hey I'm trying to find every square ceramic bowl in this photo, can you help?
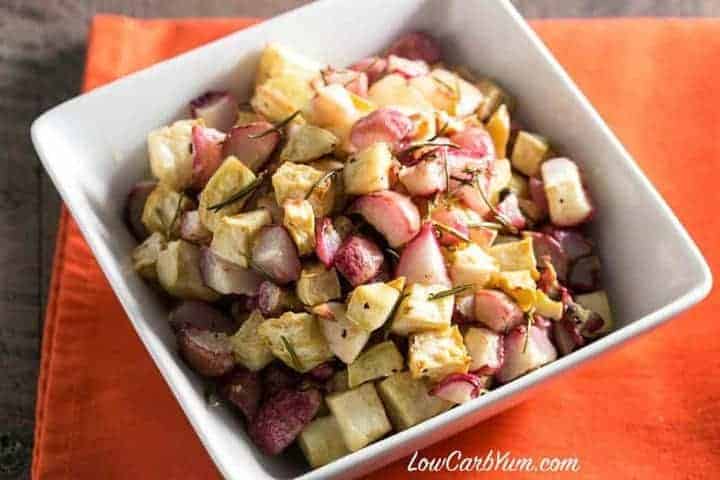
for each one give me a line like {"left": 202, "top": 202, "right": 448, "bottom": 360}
{"left": 31, "top": 0, "right": 712, "bottom": 478}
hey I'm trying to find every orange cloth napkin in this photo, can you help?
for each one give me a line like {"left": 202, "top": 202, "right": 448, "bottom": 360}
{"left": 33, "top": 15, "right": 720, "bottom": 480}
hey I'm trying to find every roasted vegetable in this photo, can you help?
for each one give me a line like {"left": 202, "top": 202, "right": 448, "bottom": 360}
{"left": 156, "top": 240, "right": 219, "bottom": 301}
{"left": 347, "top": 341, "right": 404, "bottom": 388}
{"left": 298, "top": 416, "right": 350, "bottom": 468}
{"left": 132, "top": 232, "right": 167, "bottom": 280}
{"left": 326, "top": 383, "right": 392, "bottom": 452}
{"left": 295, "top": 263, "right": 341, "bottom": 306}
{"left": 408, "top": 325, "right": 470, "bottom": 382}
{"left": 316, "top": 302, "right": 370, "bottom": 365}
{"left": 377, "top": 371, "right": 451, "bottom": 430}
{"left": 177, "top": 328, "right": 234, "bottom": 377}
{"left": 230, "top": 310, "right": 275, "bottom": 372}
{"left": 257, "top": 312, "right": 334, "bottom": 372}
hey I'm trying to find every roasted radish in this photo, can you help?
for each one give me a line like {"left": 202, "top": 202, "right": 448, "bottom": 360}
{"left": 251, "top": 226, "right": 302, "bottom": 285}
{"left": 200, "top": 247, "right": 264, "bottom": 296}
{"left": 350, "top": 108, "right": 413, "bottom": 151}
{"left": 222, "top": 121, "right": 280, "bottom": 172}
{"left": 385, "top": 32, "right": 441, "bottom": 63}
{"left": 474, "top": 289, "right": 525, "bottom": 333}
{"left": 351, "top": 190, "right": 421, "bottom": 247}
{"left": 495, "top": 325, "right": 557, "bottom": 383}
{"left": 396, "top": 223, "right": 450, "bottom": 286}
{"left": 190, "top": 91, "right": 239, "bottom": 132}
{"left": 431, "top": 373, "right": 486, "bottom": 404}
{"left": 315, "top": 217, "right": 343, "bottom": 268}
{"left": 334, "top": 235, "right": 385, "bottom": 286}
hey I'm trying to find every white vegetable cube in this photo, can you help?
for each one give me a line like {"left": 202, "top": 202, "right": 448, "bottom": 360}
{"left": 147, "top": 119, "right": 197, "bottom": 190}
{"left": 272, "top": 162, "right": 335, "bottom": 218}
{"left": 141, "top": 182, "right": 193, "bottom": 237}
{"left": 257, "top": 312, "right": 333, "bottom": 372}
{"left": 316, "top": 303, "right": 370, "bottom": 364}
{"left": 368, "top": 73, "right": 433, "bottom": 114}
{"left": 489, "top": 270, "right": 537, "bottom": 311}
{"left": 343, "top": 143, "right": 393, "bottom": 195}
{"left": 347, "top": 341, "right": 404, "bottom": 388}
{"left": 488, "top": 236, "right": 537, "bottom": 274}
{"left": 283, "top": 199, "right": 316, "bottom": 256}
{"left": 308, "top": 84, "right": 362, "bottom": 147}
{"left": 280, "top": 124, "right": 338, "bottom": 163}
{"left": 488, "top": 158, "right": 512, "bottom": 204}
{"left": 409, "top": 68, "right": 483, "bottom": 116}
{"left": 131, "top": 232, "right": 167, "bottom": 280}
{"left": 230, "top": 310, "right": 274, "bottom": 371}
{"left": 377, "top": 372, "right": 452, "bottom": 430}
{"left": 464, "top": 327, "right": 502, "bottom": 372}
{"left": 541, "top": 157, "right": 593, "bottom": 227}
{"left": 346, "top": 282, "right": 401, "bottom": 332}
{"left": 511, "top": 131, "right": 549, "bottom": 177}
{"left": 254, "top": 42, "right": 322, "bottom": 86}
{"left": 156, "top": 240, "right": 219, "bottom": 301}
{"left": 298, "top": 416, "right": 349, "bottom": 468}
{"left": 485, "top": 104, "right": 510, "bottom": 159}
{"left": 476, "top": 78, "right": 511, "bottom": 120}
{"left": 296, "top": 263, "right": 341, "bottom": 306}
{"left": 575, "top": 290, "right": 614, "bottom": 336}
{"left": 210, "top": 209, "right": 271, "bottom": 267}
{"left": 391, "top": 284, "right": 454, "bottom": 336}
{"left": 198, "top": 156, "right": 257, "bottom": 231}
{"left": 448, "top": 243, "right": 499, "bottom": 288}
{"left": 326, "top": 383, "right": 392, "bottom": 452}
{"left": 408, "top": 325, "right": 470, "bottom": 382}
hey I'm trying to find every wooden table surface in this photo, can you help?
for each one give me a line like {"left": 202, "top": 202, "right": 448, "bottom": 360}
{"left": 1, "top": 0, "right": 718, "bottom": 477}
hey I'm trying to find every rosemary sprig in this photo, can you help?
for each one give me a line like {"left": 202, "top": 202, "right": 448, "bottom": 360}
{"left": 281, "top": 335, "right": 302, "bottom": 371}
{"left": 474, "top": 178, "right": 518, "bottom": 234}
{"left": 248, "top": 110, "right": 301, "bottom": 139}
{"left": 428, "top": 284, "right": 473, "bottom": 301}
{"left": 466, "top": 221, "right": 505, "bottom": 230}
{"left": 208, "top": 171, "right": 266, "bottom": 212}
{"left": 432, "top": 220, "right": 469, "bottom": 243}
{"left": 166, "top": 193, "right": 185, "bottom": 238}
{"left": 522, "top": 308, "right": 536, "bottom": 353}
{"left": 400, "top": 141, "right": 460, "bottom": 156}
{"left": 305, "top": 167, "right": 342, "bottom": 200}
{"left": 382, "top": 293, "right": 409, "bottom": 340}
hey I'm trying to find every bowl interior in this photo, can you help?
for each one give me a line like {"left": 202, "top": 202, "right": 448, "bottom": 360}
{"left": 31, "top": 0, "right": 710, "bottom": 478}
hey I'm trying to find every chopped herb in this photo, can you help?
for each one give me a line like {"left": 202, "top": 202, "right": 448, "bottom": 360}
{"left": 475, "top": 178, "right": 518, "bottom": 234}
{"left": 428, "top": 284, "right": 473, "bottom": 301}
{"left": 305, "top": 167, "right": 342, "bottom": 200}
{"left": 432, "top": 220, "right": 469, "bottom": 242}
{"left": 248, "top": 110, "right": 301, "bottom": 139}
{"left": 281, "top": 335, "right": 302, "bottom": 371}
{"left": 208, "top": 171, "right": 266, "bottom": 212}
{"left": 522, "top": 308, "right": 536, "bottom": 353}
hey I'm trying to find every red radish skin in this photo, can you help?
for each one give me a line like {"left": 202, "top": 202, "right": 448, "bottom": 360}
{"left": 349, "top": 56, "right": 388, "bottom": 84}
{"left": 190, "top": 91, "right": 239, "bottom": 133}
{"left": 125, "top": 180, "right": 157, "bottom": 240}
{"left": 544, "top": 227, "right": 593, "bottom": 262}
{"left": 494, "top": 193, "right": 527, "bottom": 230}
{"left": 191, "top": 125, "right": 226, "bottom": 190}
{"left": 431, "top": 373, "right": 486, "bottom": 404}
{"left": 333, "top": 235, "right": 385, "bottom": 286}
{"left": 386, "top": 55, "right": 430, "bottom": 78}
{"left": 248, "top": 388, "right": 322, "bottom": 455}
{"left": 474, "top": 289, "right": 525, "bottom": 333}
{"left": 169, "top": 301, "right": 237, "bottom": 334}
{"left": 180, "top": 210, "right": 212, "bottom": 245}
{"left": 251, "top": 226, "right": 302, "bottom": 285}
{"left": 222, "top": 121, "right": 280, "bottom": 172}
{"left": 528, "top": 232, "right": 568, "bottom": 282}
{"left": 350, "top": 108, "right": 413, "bottom": 152}
{"left": 315, "top": 217, "right": 343, "bottom": 268}
{"left": 431, "top": 208, "right": 469, "bottom": 247}
{"left": 316, "top": 67, "right": 369, "bottom": 97}
{"left": 351, "top": 190, "right": 421, "bottom": 247}
{"left": 496, "top": 325, "right": 557, "bottom": 384}
{"left": 450, "top": 127, "right": 495, "bottom": 158}
{"left": 385, "top": 32, "right": 441, "bottom": 63}
{"left": 177, "top": 328, "right": 235, "bottom": 377}
{"left": 396, "top": 222, "right": 450, "bottom": 286}
{"left": 221, "top": 368, "right": 262, "bottom": 421}
{"left": 200, "top": 247, "right": 264, "bottom": 296}
{"left": 529, "top": 177, "right": 549, "bottom": 217}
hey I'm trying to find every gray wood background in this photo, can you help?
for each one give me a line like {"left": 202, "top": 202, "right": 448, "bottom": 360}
{"left": 1, "top": 0, "right": 718, "bottom": 477}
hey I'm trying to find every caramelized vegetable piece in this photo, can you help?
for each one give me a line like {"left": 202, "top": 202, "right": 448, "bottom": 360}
{"left": 464, "top": 327, "right": 504, "bottom": 374}
{"left": 541, "top": 157, "right": 593, "bottom": 227}
{"left": 230, "top": 310, "right": 275, "bottom": 371}
{"left": 157, "top": 240, "right": 220, "bottom": 301}
{"left": 574, "top": 290, "right": 614, "bottom": 337}
{"left": 511, "top": 131, "right": 549, "bottom": 177}
{"left": 476, "top": 78, "right": 511, "bottom": 121}
{"left": 316, "top": 302, "right": 370, "bottom": 364}
{"left": 180, "top": 210, "right": 212, "bottom": 245}
{"left": 169, "top": 300, "right": 236, "bottom": 334}
{"left": 125, "top": 180, "right": 157, "bottom": 240}
{"left": 390, "top": 283, "right": 455, "bottom": 336}
{"left": 343, "top": 142, "right": 394, "bottom": 195}
{"left": 198, "top": 156, "right": 257, "bottom": 231}
{"left": 141, "top": 183, "right": 194, "bottom": 238}
{"left": 298, "top": 416, "right": 350, "bottom": 468}
{"left": 190, "top": 91, "right": 239, "bottom": 132}
{"left": 333, "top": 235, "right": 385, "bottom": 286}
{"left": 251, "top": 226, "right": 302, "bottom": 285}
{"left": 132, "top": 232, "right": 166, "bottom": 280}
{"left": 222, "top": 121, "right": 280, "bottom": 172}
{"left": 485, "top": 104, "right": 510, "bottom": 159}
{"left": 495, "top": 325, "right": 557, "bottom": 383}
{"left": 346, "top": 281, "right": 402, "bottom": 332}
{"left": 409, "top": 325, "right": 470, "bottom": 381}
{"left": 210, "top": 209, "right": 272, "bottom": 267}
{"left": 280, "top": 124, "right": 338, "bottom": 163}
{"left": 200, "top": 247, "right": 264, "bottom": 296}
{"left": 448, "top": 243, "right": 499, "bottom": 289}
{"left": 147, "top": 119, "right": 197, "bottom": 190}
{"left": 494, "top": 193, "right": 527, "bottom": 230}
{"left": 396, "top": 223, "right": 450, "bottom": 286}
{"left": 350, "top": 108, "right": 413, "bottom": 152}
{"left": 221, "top": 368, "right": 262, "bottom": 420}
{"left": 347, "top": 341, "right": 404, "bottom": 388}
{"left": 295, "top": 263, "right": 341, "bottom": 306}
{"left": 283, "top": 199, "right": 316, "bottom": 256}
{"left": 249, "top": 388, "right": 322, "bottom": 455}
{"left": 326, "top": 383, "right": 392, "bottom": 452}
{"left": 257, "top": 312, "right": 333, "bottom": 372}
{"left": 177, "top": 328, "right": 234, "bottom": 377}
{"left": 351, "top": 190, "right": 421, "bottom": 247}
{"left": 378, "top": 371, "right": 452, "bottom": 430}
{"left": 386, "top": 55, "right": 430, "bottom": 79}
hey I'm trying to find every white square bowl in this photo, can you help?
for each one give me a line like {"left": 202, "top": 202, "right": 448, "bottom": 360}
{"left": 31, "top": 0, "right": 712, "bottom": 478}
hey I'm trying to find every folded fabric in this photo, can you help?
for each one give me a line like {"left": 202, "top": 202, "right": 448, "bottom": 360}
{"left": 33, "top": 15, "right": 720, "bottom": 480}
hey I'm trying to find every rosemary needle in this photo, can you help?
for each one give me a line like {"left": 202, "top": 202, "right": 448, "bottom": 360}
{"left": 305, "top": 168, "right": 342, "bottom": 200}
{"left": 281, "top": 335, "right": 302, "bottom": 371}
{"left": 427, "top": 284, "right": 473, "bottom": 301}
{"left": 248, "top": 110, "right": 301, "bottom": 139}
{"left": 207, "top": 172, "right": 266, "bottom": 212}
